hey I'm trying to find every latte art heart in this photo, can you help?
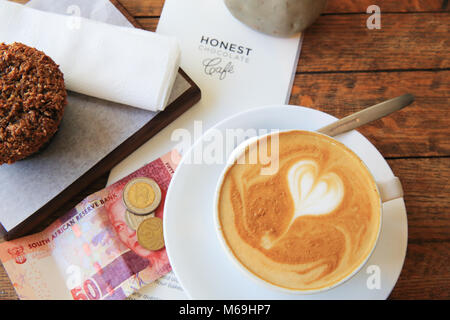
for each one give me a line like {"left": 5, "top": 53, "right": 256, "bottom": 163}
{"left": 261, "top": 160, "right": 345, "bottom": 249}
{"left": 287, "top": 160, "right": 344, "bottom": 219}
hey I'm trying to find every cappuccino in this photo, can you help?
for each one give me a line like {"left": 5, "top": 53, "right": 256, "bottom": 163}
{"left": 217, "top": 131, "right": 381, "bottom": 291}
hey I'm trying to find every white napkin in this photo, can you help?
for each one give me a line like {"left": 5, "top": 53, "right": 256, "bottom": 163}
{"left": 0, "top": 0, "right": 180, "bottom": 112}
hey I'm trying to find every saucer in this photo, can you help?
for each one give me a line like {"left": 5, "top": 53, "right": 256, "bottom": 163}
{"left": 163, "top": 105, "right": 408, "bottom": 299}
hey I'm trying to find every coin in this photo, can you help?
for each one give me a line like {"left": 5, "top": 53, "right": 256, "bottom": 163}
{"left": 123, "top": 177, "right": 161, "bottom": 215}
{"left": 124, "top": 210, "right": 154, "bottom": 231}
{"left": 137, "top": 217, "right": 165, "bottom": 251}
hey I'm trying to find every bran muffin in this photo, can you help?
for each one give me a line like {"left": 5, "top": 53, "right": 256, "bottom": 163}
{"left": 0, "top": 42, "right": 67, "bottom": 165}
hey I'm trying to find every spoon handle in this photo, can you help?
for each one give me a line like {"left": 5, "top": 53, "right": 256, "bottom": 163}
{"left": 317, "top": 94, "right": 414, "bottom": 137}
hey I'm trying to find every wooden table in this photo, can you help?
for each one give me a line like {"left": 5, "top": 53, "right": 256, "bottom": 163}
{"left": 1, "top": 0, "right": 449, "bottom": 300}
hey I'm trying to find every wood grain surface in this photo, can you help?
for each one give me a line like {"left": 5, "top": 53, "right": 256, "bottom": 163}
{"left": 290, "top": 71, "right": 450, "bottom": 157}
{"left": 1, "top": 0, "right": 449, "bottom": 300}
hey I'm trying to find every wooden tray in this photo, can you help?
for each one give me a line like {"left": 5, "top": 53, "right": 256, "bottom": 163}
{"left": 1, "top": 1, "right": 201, "bottom": 240}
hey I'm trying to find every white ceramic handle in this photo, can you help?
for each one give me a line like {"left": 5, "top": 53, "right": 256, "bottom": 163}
{"left": 376, "top": 177, "right": 404, "bottom": 202}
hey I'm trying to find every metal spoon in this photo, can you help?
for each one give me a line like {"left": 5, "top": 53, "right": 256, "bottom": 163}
{"left": 228, "top": 94, "right": 414, "bottom": 163}
{"left": 317, "top": 93, "right": 414, "bottom": 137}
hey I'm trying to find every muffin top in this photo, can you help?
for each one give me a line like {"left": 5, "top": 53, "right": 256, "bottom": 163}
{"left": 0, "top": 42, "right": 67, "bottom": 165}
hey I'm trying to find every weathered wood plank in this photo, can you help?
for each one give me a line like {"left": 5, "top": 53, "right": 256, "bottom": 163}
{"left": 299, "top": 13, "right": 450, "bottom": 72}
{"left": 326, "top": 0, "right": 449, "bottom": 13}
{"left": 0, "top": 264, "right": 17, "bottom": 300}
{"left": 120, "top": 0, "right": 164, "bottom": 16}
{"left": 387, "top": 158, "right": 450, "bottom": 243}
{"left": 290, "top": 70, "right": 450, "bottom": 157}
{"left": 136, "top": 17, "right": 158, "bottom": 31}
{"left": 121, "top": 0, "right": 450, "bottom": 17}
{"left": 390, "top": 244, "right": 450, "bottom": 299}
{"left": 389, "top": 158, "right": 450, "bottom": 300}
{"left": 8, "top": 0, "right": 28, "bottom": 4}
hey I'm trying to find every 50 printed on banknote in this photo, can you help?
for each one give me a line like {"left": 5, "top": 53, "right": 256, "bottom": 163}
{"left": 0, "top": 150, "right": 180, "bottom": 300}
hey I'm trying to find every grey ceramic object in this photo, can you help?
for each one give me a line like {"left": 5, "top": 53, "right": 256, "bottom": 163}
{"left": 224, "top": 0, "right": 327, "bottom": 37}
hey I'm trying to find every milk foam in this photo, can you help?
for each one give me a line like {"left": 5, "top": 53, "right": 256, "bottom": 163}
{"left": 287, "top": 160, "right": 344, "bottom": 218}
{"left": 262, "top": 159, "right": 345, "bottom": 248}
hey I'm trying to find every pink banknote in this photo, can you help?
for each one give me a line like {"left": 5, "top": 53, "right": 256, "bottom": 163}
{"left": 0, "top": 150, "right": 180, "bottom": 300}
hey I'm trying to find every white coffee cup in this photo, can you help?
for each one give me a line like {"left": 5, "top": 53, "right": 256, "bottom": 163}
{"left": 213, "top": 129, "right": 403, "bottom": 294}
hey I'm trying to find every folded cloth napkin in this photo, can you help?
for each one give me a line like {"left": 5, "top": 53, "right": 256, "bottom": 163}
{"left": 0, "top": 0, "right": 180, "bottom": 112}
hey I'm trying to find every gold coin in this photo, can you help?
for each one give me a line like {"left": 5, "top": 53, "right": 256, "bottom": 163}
{"left": 124, "top": 210, "right": 154, "bottom": 231}
{"left": 137, "top": 217, "right": 165, "bottom": 251}
{"left": 123, "top": 177, "right": 161, "bottom": 215}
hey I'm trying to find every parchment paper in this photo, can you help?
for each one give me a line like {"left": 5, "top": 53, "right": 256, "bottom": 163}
{"left": 0, "top": 0, "right": 191, "bottom": 231}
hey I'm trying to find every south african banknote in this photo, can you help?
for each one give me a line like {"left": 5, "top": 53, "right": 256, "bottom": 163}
{"left": 0, "top": 150, "right": 180, "bottom": 300}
